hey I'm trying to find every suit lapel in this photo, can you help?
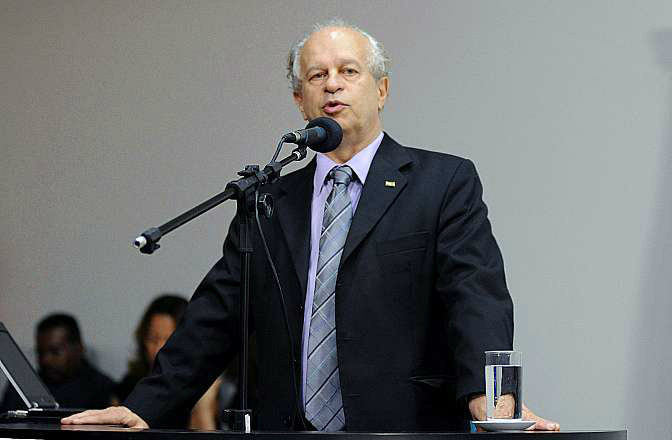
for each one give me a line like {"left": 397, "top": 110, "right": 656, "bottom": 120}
{"left": 341, "top": 134, "right": 413, "bottom": 264}
{"left": 276, "top": 159, "right": 316, "bottom": 301}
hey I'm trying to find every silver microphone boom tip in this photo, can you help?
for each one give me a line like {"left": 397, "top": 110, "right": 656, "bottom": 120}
{"left": 133, "top": 236, "right": 147, "bottom": 249}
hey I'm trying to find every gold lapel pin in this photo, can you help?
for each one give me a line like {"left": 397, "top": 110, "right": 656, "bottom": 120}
{"left": 385, "top": 180, "right": 396, "bottom": 188}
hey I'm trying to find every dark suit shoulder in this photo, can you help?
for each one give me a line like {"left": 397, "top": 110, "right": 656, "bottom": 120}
{"left": 382, "top": 135, "right": 478, "bottom": 183}
{"left": 403, "top": 145, "right": 466, "bottom": 164}
{"left": 399, "top": 140, "right": 469, "bottom": 166}
{"left": 380, "top": 132, "right": 467, "bottom": 162}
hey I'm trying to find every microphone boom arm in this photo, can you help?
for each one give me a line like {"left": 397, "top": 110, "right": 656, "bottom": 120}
{"left": 133, "top": 146, "right": 307, "bottom": 254}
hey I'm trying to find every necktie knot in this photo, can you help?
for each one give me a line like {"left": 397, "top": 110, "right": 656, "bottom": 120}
{"left": 329, "top": 165, "right": 354, "bottom": 187}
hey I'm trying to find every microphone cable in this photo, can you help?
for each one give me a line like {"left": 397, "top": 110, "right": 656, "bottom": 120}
{"left": 254, "top": 187, "right": 308, "bottom": 431}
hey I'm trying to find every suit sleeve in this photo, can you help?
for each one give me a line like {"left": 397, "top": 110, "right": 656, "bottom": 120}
{"left": 124, "top": 217, "right": 243, "bottom": 428}
{"left": 436, "top": 159, "right": 514, "bottom": 401}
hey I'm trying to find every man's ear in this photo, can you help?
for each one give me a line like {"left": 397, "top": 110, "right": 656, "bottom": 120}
{"left": 377, "top": 76, "right": 390, "bottom": 112}
{"left": 293, "top": 92, "right": 308, "bottom": 121}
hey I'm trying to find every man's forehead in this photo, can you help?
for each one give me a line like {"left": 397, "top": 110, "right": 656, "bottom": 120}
{"left": 38, "top": 327, "right": 69, "bottom": 343}
{"left": 304, "top": 56, "right": 363, "bottom": 72}
{"left": 301, "top": 27, "right": 369, "bottom": 65}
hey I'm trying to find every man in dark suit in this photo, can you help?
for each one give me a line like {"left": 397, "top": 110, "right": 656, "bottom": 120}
{"left": 63, "top": 21, "right": 558, "bottom": 431}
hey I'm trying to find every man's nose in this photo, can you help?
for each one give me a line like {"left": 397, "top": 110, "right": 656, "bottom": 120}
{"left": 40, "top": 353, "right": 54, "bottom": 366}
{"left": 324, "top": 72, "right": 344, "bottom": 93}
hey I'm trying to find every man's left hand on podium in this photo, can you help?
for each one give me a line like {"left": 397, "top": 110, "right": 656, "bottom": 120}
{"left": 61, "top": 406, "right": 149, "bottom": 429}
{"left": 467, "top": 394, "right": 560, "bottom": 431}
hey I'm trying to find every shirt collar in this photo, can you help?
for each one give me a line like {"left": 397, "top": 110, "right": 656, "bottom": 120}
{"left": 313, "top": 131, "right": 384, "bottom": 194}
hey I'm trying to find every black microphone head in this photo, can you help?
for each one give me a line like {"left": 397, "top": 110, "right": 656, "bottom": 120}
{"left": 305, "top": 117, "right": 343, "bottom": 153}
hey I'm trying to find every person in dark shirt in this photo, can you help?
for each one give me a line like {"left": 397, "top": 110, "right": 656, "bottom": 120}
{"left": 0, "top": 313, "right": 115, "bottom": 411}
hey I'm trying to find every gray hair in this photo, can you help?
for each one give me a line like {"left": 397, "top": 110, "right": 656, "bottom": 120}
{"left": 286, "top": 18, "right": 390, "bottom": 93}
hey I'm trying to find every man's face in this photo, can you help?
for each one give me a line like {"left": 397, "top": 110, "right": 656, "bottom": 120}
{"left": 293, "top": 27, "right": 389, "bottom": 148}
{"left": 36, "top": 327, "right": 83, "bottom": 384}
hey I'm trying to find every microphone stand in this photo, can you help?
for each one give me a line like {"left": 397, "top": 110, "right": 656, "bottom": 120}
{"left": 132, "top": 145, "right": 308, "bottom": 433}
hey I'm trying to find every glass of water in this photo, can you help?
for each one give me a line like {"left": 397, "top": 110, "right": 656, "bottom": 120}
{"left": 485, "top": 350, "right": 523, "bottom": 420}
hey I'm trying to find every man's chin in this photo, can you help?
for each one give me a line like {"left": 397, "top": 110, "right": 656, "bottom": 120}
{"left": 306, "top": 112, "right": 350, "bottom": 136}
{"left": 319, "top": 113, "right": 348, "bottom": 129}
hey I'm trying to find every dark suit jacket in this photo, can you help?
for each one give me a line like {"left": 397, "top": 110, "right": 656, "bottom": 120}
{"left": 125, "top": 133, "right": 514, "bottom": 432}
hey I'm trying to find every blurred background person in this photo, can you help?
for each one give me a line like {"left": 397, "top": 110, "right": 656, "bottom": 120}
{"left": 113, "top": 295, "right": 187, "bottom": 402}
{"left": 113, "top": 294, "right": 222, "bottom": 430}
{"left": 0, "top": 313, "right": 115, "bottom": 411}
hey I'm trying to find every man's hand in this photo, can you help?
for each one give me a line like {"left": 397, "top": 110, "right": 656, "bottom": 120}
{"left": 468, "top": 394, "right": 560, "bottom": 431}
{"left": 61, "top": 406, "right": 149, "bottom": 429}
{"left": 521, "top": 404, "right": 560, "bottom": 431}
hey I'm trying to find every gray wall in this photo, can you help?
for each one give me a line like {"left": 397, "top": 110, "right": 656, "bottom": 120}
{"left": 1, "top": 1, "right": 670, "bottom": 438}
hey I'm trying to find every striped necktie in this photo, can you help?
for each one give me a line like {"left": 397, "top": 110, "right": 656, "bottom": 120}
{"left": 305, "top": 165, "right": 354, "bottom": 431}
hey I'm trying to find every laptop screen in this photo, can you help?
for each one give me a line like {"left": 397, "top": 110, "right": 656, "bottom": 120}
{"left": 0, "top": 323, "right": 58, "bottom": 409}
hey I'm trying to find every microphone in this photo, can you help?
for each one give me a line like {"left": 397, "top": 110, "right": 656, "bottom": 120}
{"left": 282, "top": 117, "right": 343, "bottom": 153}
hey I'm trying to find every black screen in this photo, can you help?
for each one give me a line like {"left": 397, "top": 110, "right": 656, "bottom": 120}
{"left": 0, "top": 325, "right": 57, "bottom": 409}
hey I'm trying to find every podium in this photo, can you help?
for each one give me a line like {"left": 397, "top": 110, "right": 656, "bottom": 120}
{"left": 0, "top": 424, "right": 626, "bottom": 439}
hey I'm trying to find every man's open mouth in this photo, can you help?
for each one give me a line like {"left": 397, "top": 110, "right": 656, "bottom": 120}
{"left": 323, "top": 101, "right": 348, "bottom": 114}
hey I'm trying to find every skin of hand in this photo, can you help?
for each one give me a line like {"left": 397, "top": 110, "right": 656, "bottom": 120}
{"left": 61, "top": 406, "right": 149, "bottom": 429}
{"left": 493, "top": 394, "right": 516, "bottom": 419}
{"left": 468, "top": 394, "right": 560, "bottom": 431}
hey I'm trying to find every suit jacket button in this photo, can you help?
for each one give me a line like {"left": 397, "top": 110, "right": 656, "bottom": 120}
{"left": 283, "top": 416, "right": 293, "bottom": 427}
